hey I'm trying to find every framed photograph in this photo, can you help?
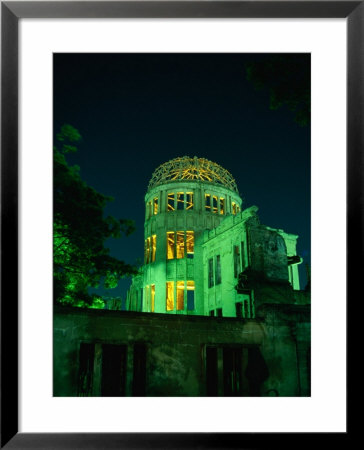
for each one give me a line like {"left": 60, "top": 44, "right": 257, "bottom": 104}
{"left": 2, "top": 1, "right": 358, "bottom": 448}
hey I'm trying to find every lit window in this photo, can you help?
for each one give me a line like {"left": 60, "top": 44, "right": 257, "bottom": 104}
{"left": 215, "top": 255, "right": 221, "bottom": 285}
{"left": 177, "top": 281, "right": 184, "bottom": 310}
{"left": 176, "top": 231, "right": 185, "bottom": 259}
{"left": 187, "top": 280, "right": 195, "bottom": 310}
{"left": 151, "top": 235, "right": 156, "bottom": 262}
{"left": 232, "top": 202, "right": 237, "bottom": 215}
{"left": 151, "top": 284, "right": 155, "bottom": 312}
{"left": 186, "top": 192, "right": 194, "bottom": 210}
{"left": 177, "top": 192, "right": 185, "bottom": 210}
{"left": 212, "top": 196, "right": 218, "bottom": 213}
{"left": 167, "top": 193, "right": 175, "bottom": 211}
{"left": 167, "top": 232, "right": 175, "bottom": 260}
{"left": 166, "top": 282, "right": 174, "bottom": 311}
{"left": 186, "top": 231, "right": 194, "bottom": 258}
{"left": 146, "top": 237, "right": 151, "bottom": 264}
{"left": 208, "top": 258, "right": 214, "bottom": 288}
{"left": 153, "top": 197, "right": 158, "bottom": 215}
{"left": 205, "top": 194, "right": 211, "bottom": 211}
{"left": 220, "top": 198, "right": 225, "bottom": 215}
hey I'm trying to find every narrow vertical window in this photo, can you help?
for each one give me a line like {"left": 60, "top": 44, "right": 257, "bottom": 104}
{"left": 151, "top": 284, "right": 155, "bottom": 312}
{"left": 235, "top": 302, "right": 243, "bottom": 318}
{"left": 241, "top": 241, "right": 245, "bottom": 269}
{"left": 166, "top": 281, "right": 174, "bottom": 311}
{"left": 208, "top": 258, "right": 214, "bottom": 288}
{"left": 187, "top": 280, "right": 195, "bottom": 310}
{"left": 153, "top": 197, "right": 158, "bottom": 215}
{"left": 216, "top": 308, "right": 223, "bottom": 317}
{"left": 234, "top": 245, "right": 240, "bottom": 278}
{"left": 215, "top": 255, "right": 221, "bottom": 285}
{"left": 167, "top": 232, "right": 175, "bottom": 260}
{"left": 145, "top": 285, "right": 150, "bottom": 311}
{"left": 212, "top": 196, "right": 218, "bottom": 213}
{"left": 78, "top": 343, "right": 95, "bottom": 396}
{"left": 232, "top": 202, "right": 237, "bottom": 215}
{"left": 151, "top": 235, "right": 156, "bottom": 262}
{"left": 186, "top": 231, "right": 194, "bottom": 258}
{"left": 167, "top": 193, "right": 175, "bottom": 211}
{"left": 244, "top": 300, "right": 249, "bottom": 318}
{"left": 177, "top": 281, "right": 185, "bottom": 311}
{"left": 146, "top": 237, "right": 151, "bottom": 264}
{"left": 177, "top": 192, "right": 185, "bottom": 210}
{"left": 220, "top": 197, "right": 225, "bottom": 215}
{"left": 186, "top": 192, "right": 194, "bottom": 210}
{"left": 205, "top": 194, "right": 211, "bottom": 211}
{"left": 144, "top": 239, "right": 147, "bottom": 264}
{"left": 176, "top": 231, "right": 185, "bottom": 259}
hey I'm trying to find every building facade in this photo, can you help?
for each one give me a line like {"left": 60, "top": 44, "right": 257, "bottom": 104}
{"left": 126, "top": 156, "right": 303, "bottom": 318}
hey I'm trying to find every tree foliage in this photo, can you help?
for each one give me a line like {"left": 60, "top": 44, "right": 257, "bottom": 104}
{"left": 54, "top": 124, "right": 137, "bottom": 308}
{"left": 245, "top": 55, "right": 310, "bottom": 126}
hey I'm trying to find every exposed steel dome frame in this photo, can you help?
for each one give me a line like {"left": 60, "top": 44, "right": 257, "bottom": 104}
{"left": 148, "top": 156, "right": 239, "bottom": 193}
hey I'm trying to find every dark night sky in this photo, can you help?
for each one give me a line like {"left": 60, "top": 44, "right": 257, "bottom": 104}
{"left": 54, "top": 53, "right": 311, "bottom": 299}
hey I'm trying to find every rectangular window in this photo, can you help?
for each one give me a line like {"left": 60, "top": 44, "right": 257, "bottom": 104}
{"left": 212, "top": 196, "right": 218, "bottom": 213}
{"left": 215, "top": 255, "right": 221, "bottom": 285}
{"left": 151, "top": 235, "right": 156, "bottom": 262}
{"left": 235, "top": 302, "right": 243, "bottom": 318}
{"left": 236, "top": 205, "right": 240, "bottom": 214}
{"left": 176, "top": 231, "right": 185, "bottom": 259}
{"left": 232, "top": 202, "right": 237, "bottom": 215}
{"left": 101, "top": 344, "right": 127, "bottom": 397}
{"left": 187, "top": 280, "right": 195, "bottom": 310}
{"left": 208, "top": 258, "right": 214, "bottom": 288}
{"left": 234, "top": 245, "right": 241, "bottom": 278}
{"left": 78, "top": 343, "right": 95, "bottom": 396}
{"left": 132, "top": 343, "right": 146, "bottom": 396}
{"left": 177, "top": 192, "right": 185, "bottom": 210}
{"left": 223, "top": 347, "right": 242, "bottom": 396}
{"left": 167, "top": 232, "right": 175, "bottom": 260}
{"left": 139, "top": 288, "right": 143, "bottom": 311}
{"left": 151, "top": 284, "right": 155, "bottom": 312}
{"left": 217, "top": 308, "right": 223, "bottom": 317}
{"left": 145, "top": 285, "right": 150, "bottom": 311}
{"left": 186, "top": 231, "right": 194, "bottom": 258}
{"left": 220, "top": 197, "right": 225, "bottom": 215}
{"left": 146, "top": 237, "right": 151, "bottom": 264}
{"left": 153, "top": 197, "right": 158, "bottom": 215}
{"left": 167, "top": 193, "right": 175, "bottom": 211}
{"left": 166, "top": 281, "right": 174, "bottom": 311}
{"left": 177, "top": 281, "right": 185, "bottom": 310}
{"left": 244, "top": 300, "right": 249, "bottom": 318}
{"left": 241, "top": 241, "right": 245, "bottom": 269}
{"left": 205, "top": 194, "right": 211, "bottom": 211}
{"left": 209, "top": 310, "right": 215, "bottom": 317}
{"left": 144, "top": 239, "right": 147, "bottom": 264}
{"left": 206, "top": 346, "right": 218, "bottom": 396}
{"left": 186, "top": 192, "right": 194, "bottom": 210}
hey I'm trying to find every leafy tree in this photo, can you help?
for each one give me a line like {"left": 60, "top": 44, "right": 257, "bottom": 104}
{"left": 245, "top": 55, "right": 310, "bottom": 126}
{"left": 54, "top": 124, "right": 137, "bottom": 308}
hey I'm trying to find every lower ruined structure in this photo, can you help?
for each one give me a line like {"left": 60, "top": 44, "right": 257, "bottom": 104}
{"left": 54, "top": 299, "right": 310, "bottom": 397}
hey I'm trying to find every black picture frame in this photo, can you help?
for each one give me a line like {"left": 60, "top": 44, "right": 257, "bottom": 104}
{"left": 1, "top": 1, "right": 359, "bottom": 448}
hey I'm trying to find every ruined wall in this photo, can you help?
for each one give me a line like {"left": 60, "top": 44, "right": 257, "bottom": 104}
{"left": 54, "top": 305, "right": 310, "bottom": 397}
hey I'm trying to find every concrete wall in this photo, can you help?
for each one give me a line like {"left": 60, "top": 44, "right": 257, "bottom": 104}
{"left": 54, "top": 305, "right": 310, "bottom": 397}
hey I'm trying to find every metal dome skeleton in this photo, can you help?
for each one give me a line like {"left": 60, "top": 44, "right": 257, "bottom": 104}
{"left": 147, "top": 156, "right": 239, "bottom": 193}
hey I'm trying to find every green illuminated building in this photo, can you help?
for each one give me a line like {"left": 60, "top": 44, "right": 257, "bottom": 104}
{"left": 127, "top": 156, "right": 303, "bottom": 317}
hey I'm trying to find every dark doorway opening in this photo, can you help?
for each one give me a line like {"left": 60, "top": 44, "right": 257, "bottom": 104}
{"left": 101, "top": 344, "right": 127, "bottom": 396}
